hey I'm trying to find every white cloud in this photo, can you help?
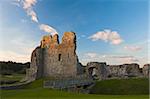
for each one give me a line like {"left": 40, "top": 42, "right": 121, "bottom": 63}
{"left": 0, "top": 50, "right": 30, "bottom": 63}
{"left": 11, "top": 1, "right": 20, "bottom": 7}
{"left": 26, "top": 9, "right": 38, "bottom": 22}
{"left": 0, "top": 27, "right": 38, "bottom": 63}
{"left": 14, "top": 0, "right": 38, "bottom": 23}
{"left": 13, "top": 0, "right": 58, "bottom": 34}
{"left": 100, "top": 54, "right": 139, "bottom": 63}
{"left": 109, "top": 55, "right": 139, "bottom": 63}
{"left": 84, "top": 52, "right": 98, "bottom": 58}
{"left": 124, "top": 45, "right": 142, "bottom": 51}
{"left": 110, "top": 55, "right": 134, "bottom": 59}
{"left": 21, "top": 0, "right": 58, "bottom": 34}
{"left": 39, "top": 24, "right": 58, "bottom": 35}
{"left": 81, "top": 52, "right": 141, "bottom": 65}
{"left": 127, "top": 57, "right": 139, "bottom": 62}
{"left": 22, "top": 0, "right": 38, "bottom": 23}
{"left": 22, "top": 0, "right": 37, "bottom": 9}
{"left": 89, "top": 29, "right": 123, "bottom": 45}
{"left": 0, "top": 39, "right": 36, "bottom": 63}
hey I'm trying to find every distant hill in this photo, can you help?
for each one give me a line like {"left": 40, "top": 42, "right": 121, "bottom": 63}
{"left": 0, "top": 61, "right": 30, "bottom": 75}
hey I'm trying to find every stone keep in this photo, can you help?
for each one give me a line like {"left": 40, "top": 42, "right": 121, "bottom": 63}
{"left": 26, "top": 32, "right": 83, "bottom": 80}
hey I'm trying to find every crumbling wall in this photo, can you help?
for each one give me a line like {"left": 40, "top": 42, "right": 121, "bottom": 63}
{"left": 108, "top": 63, "right": 142, "bottom": 78}
{"left": 143, "top": 64, "right": 150, "bottom": 77}
{"left": 26, "top": 32, "right": 84, "bottom": 80}
{"left": 107, "top": 65, "right": 127, "bottom": 78}
{"left": 42, "top": 32, "right": 79, "bottom": 77}
{"left": 86, "top": 62, "right": 108, "bottom": 80}
{"left": 86, "top": 62, "right": 143, "bottom": 80}
{"left": 26, "top": 32, "right": 148, "bottom": 82}
{"left": 25, "top": 47, "right": 44, "bottom": 81}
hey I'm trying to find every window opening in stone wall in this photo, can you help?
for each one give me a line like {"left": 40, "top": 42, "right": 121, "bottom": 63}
{"left": 58, "top": 54, "right": 61, "bottom": 61}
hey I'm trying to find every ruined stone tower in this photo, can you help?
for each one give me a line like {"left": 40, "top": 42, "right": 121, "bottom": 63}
{"left": 26, "top": 32, "right": 83, "bottom": 81}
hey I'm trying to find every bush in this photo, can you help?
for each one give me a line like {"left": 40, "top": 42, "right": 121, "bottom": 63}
{"left": 0, "top": 61, "right": 30, "bottom": 75}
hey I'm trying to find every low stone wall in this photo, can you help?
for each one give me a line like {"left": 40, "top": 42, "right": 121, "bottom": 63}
{"left": 0, "top": 81, "right": 31, "bottom": 90}
{"left": 44, "top": 76, "right": 94, "bottom": 89}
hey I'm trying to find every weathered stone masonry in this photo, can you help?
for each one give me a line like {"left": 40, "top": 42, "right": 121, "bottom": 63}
{"left": 26, "top": 32, "right": 84, "bottom": 81}
{"left": 86, "top": 62, "right": 145, "bottom": 80}
{"left": 25, "top": 32, "right": 149, "bottom": 82}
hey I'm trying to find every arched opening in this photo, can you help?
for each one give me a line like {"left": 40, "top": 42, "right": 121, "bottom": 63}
{"left": 88, "top": 67, "right": 98, "bottom": 80}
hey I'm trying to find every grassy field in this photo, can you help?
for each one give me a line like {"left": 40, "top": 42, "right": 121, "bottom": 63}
{"left": 90, "top": 78, "right": 149, "bottom": 95}
{"left": 0, "top": 79, "right": 149, "bottom": 99}
{"left": 0, "top": 74, "right": 25, "bottom": 81}
{"left": 0, "top": 74, "right": 25, "bottom": 86}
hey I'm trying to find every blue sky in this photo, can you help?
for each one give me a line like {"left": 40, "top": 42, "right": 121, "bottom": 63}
{"left": 0, "top": 0, "right": 149, "bottom": 67}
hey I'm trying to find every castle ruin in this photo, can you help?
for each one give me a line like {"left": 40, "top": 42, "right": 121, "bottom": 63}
{"left": 26, "top": 32, "right": 84, "bottom": 81}
{"left": 25, "top": 32, "right": 149, "bottom": 82}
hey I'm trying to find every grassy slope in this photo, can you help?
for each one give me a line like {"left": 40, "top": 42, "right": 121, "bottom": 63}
{"left": 0, "top": 74, "right": 25, "bottom": 86}
{"left": 0, "top": 79, "right": 149, "bottom": 99}
{"left": 90, "top": 78, "right": 149, "bottom": 95}
{"left": 0, "top": 74, "right": 25, "bottom": 81}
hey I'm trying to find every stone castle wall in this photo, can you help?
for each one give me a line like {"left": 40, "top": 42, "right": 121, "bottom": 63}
{"left": 108, "top": 63, "right": 142, "bottom": 77}
{"left": 86, "top": 62, "right": 108, "bottom": 80}
{"left": 86, "top": 62, "right": 145, "bottom": 80}
{"left": 26, "top": 32, "right": 84, "bottom": 80}
{"left": 42, "top": 32, "right": 79, "bottom": 77}
{"left": 143, "top": 64, "right": 150, "bottom": 77}
{"left": 25, "top": 32, "right": 149, "bottom": 82}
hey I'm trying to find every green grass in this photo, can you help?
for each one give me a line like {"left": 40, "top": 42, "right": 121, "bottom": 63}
{"left": 0, "top": 78, "right": 149, "bottom": 99}
{"left": 90, "top": 78, "right": 149, "bottom": 95}
{"left": 0, "top": 74, "right": 25, "bottom": 86}
{"left": 0, "top": 74, "right": 25, "bottom": 81}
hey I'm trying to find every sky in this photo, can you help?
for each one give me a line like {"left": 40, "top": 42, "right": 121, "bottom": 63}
{"left": 0, "top": 0, "right": 149, "bottom": 67}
